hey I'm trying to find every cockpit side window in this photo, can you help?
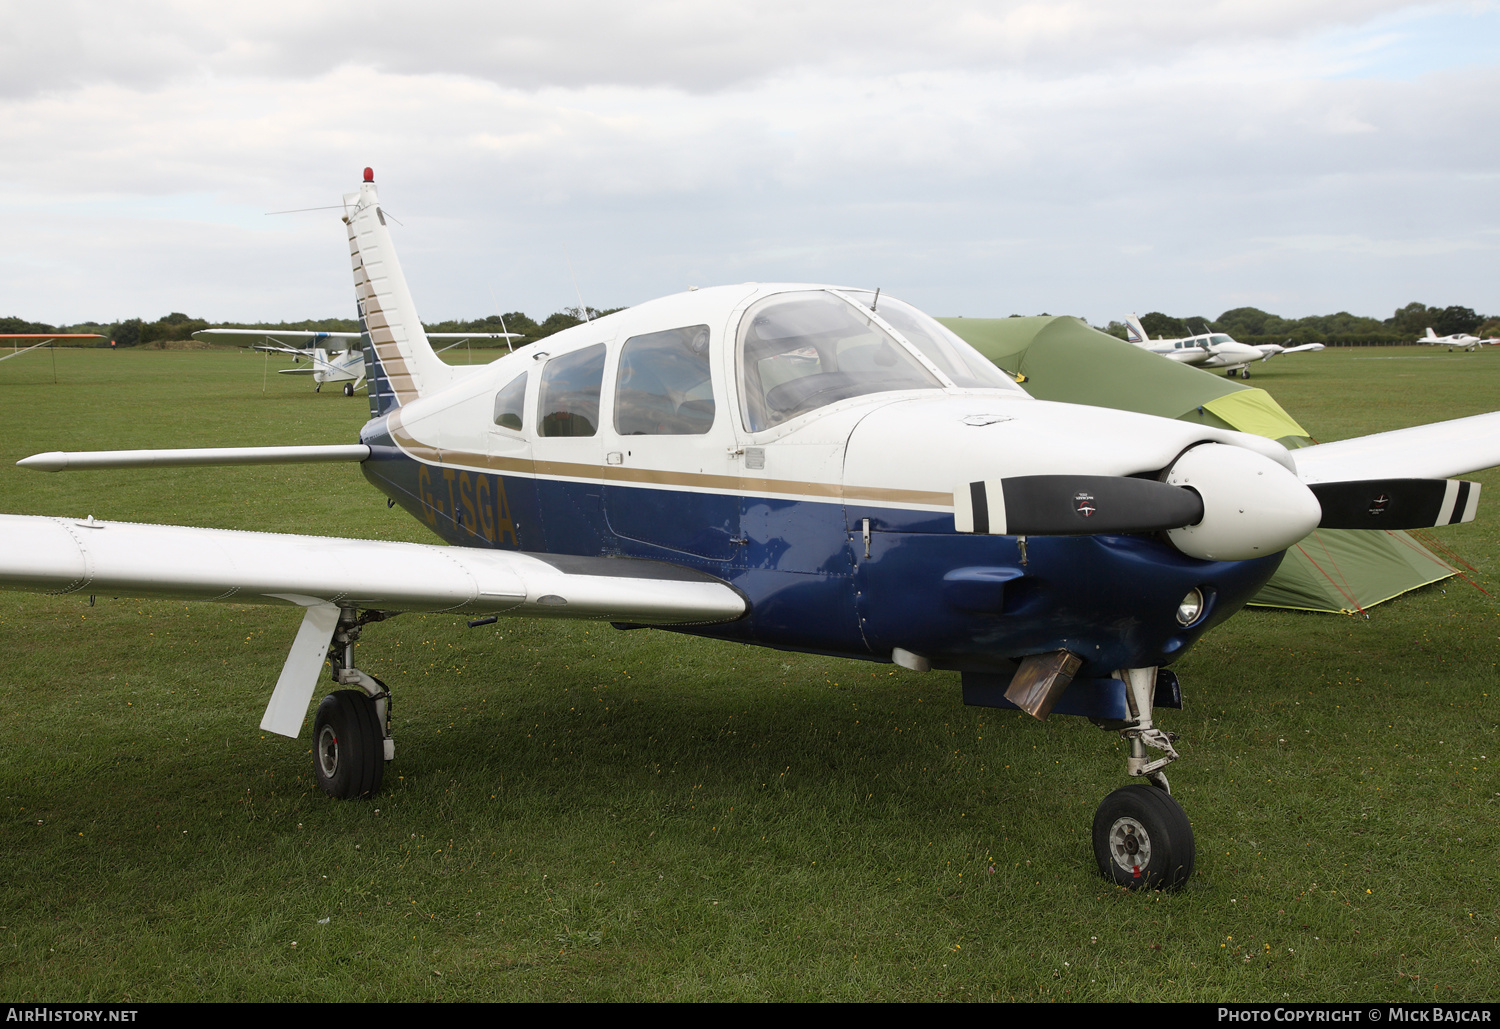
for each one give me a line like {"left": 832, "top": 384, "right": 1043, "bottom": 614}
{"left": 737, "top": 291, "right": 941, "bottom": 432}
{"left": 538, "top": 344, "right": 606, "bottom": 437}
{"left": 614, "top": 325, "right": 715, "bottom": 435}
{"left": 492, "top": 371, "right": 527, "bottom": 431}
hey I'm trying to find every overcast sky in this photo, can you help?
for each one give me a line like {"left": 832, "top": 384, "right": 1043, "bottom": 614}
{"left": 1, "top": 0, "right": 1496, "bottom": 327}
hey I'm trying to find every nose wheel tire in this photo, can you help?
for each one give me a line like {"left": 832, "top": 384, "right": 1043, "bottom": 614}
{"left": 1092, "top": 783, "right": 1194, "bottom": 890}
{"left": 312, "top": 690, "right": 385, "bottom": 799}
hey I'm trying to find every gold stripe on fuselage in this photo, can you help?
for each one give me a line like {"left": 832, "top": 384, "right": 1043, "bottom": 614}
{"left": 386, "top": 412, "right": 952, "bottom": 509}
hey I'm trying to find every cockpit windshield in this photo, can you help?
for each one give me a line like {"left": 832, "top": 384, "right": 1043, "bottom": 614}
{"left": 737, "top": 291, "right": 942, "bottom": 431}
{"left": 839, "top": 291, "right": 1024, "bottom": 392}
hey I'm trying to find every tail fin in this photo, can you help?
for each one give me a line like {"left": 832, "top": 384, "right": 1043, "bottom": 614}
{"left": 1424, "top": 327, "right": 1439, "bottom": 340}
{"left": 344, "top": 169, "right": 456, "bottom": 417}
{"left": 1124, "top": 313, "right": 1148, "bottom": 345}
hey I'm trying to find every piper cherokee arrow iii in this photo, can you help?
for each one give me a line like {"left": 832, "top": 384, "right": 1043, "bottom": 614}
{"left": 4, "top": 169, "right": 1498, "bottom": 891}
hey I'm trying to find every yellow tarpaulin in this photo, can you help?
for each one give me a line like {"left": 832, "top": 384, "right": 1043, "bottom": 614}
{"left": 1200, "top": 389, "right": 1308, "bottom": 441}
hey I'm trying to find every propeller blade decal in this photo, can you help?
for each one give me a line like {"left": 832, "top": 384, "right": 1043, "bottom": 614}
{"left": 1310, "top": 478, "right": 1480, "bottom": 530}
{"left": 955, "top": 476, "right": 1204, "bottom": 536}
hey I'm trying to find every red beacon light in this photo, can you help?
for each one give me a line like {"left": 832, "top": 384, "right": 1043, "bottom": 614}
{"left": 363, "top": 167, "right": 374, "bottom": 182}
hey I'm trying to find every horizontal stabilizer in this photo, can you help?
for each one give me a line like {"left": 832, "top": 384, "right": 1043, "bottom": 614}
{"left": 18, "top": 445, "right": 370, "bottom": 472}
{"left": 1310, "top": 478, "right": 1480, "bottom": 529}
{"left": 955, "top": 475, "right": 1205, "bottom": 536}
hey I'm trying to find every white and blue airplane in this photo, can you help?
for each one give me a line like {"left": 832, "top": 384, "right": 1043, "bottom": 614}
{"left": 1125, "top": 314, "right": 1325, "bottom": 378}
{"left": 3, "top": 170, "right": 1498, "bottom": 891}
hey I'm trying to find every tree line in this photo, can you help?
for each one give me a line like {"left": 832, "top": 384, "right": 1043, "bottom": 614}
{"left": 6, "top": 299, "right": 1495, "bottom": 350}
{"left": 0, "top": 307, "right": 623, "bottom": 348}
{"left": 1101, "top": 302, "right": 1498, "bottom": 346}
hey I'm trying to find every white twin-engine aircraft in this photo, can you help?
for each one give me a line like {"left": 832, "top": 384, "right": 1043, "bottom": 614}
{"left": 1124, "top": 314, "right": 1324, "bottom": 378}
{"left": 4, "top": 170, "right": 1498, "bottom": 891}
{"left": 196, "top": 327, "right": 523, "bottom": 395}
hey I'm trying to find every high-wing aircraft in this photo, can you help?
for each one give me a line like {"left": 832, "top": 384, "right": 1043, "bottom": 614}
{"left": 4, "top": 170, "right": 1499, "bottom": 892}
{"left": 1417, "top": 327, "right": 1484, "bottom": 352}
{"left": 1125, "top": 314, "right": 1324, "bottom": 378}
{"left": 196, "top": 328, "right": 523, "bottom": 395}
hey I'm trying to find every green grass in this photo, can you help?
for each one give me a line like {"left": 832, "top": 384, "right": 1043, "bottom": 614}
{"left": 0, "top": 346, "right": 1496, "bottom": 1001}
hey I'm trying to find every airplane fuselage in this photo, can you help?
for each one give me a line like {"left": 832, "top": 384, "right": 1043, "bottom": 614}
{"left": 355, "top": 284, "right": 1288, "bottom": 718}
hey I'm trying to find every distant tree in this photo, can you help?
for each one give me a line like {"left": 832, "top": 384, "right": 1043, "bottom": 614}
{"left": 1138, "top": 312, "right": 1188, "bottom": 339}
{"left": 112, "top": 318, "right": 142, "bottom": 348}
{"left": 1213, "top": 307, "right": 1277, "bottom": 337}
{"left": 1432, "top": 305, "right": 1481, "bottom": 336}
{"left": 1101, "top": 321, "right": 1129, "bottom": 340}
{"left": 0, "top": 316, "right": 58, "bottom": 334}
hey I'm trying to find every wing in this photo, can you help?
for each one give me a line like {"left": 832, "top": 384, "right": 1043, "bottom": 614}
{"left": 0, "top": 514, "right": 747, "bottom": 738}
{"left": 195, "top": 329, "right": 362, "bottom": 346}
{"left": 1291, "top": 411, "right": 1500, "bottom": 482}
{"left": 0, "top": 514, "right": 745, "bottom": 623}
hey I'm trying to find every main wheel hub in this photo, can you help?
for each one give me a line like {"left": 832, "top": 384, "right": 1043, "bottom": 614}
{"left": 318, "top": 726, "right": 340, "bottom": 778}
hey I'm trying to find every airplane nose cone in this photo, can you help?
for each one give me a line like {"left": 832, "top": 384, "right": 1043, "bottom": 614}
{"left": 1163, "top": 443, "right": 1321, "bottom": 561}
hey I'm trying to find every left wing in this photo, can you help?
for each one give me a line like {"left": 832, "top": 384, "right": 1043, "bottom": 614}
{"left": 0, "top": 514, "right": 745, "bottom": 624}
{"left": 0, "top": 514, "right": 746, "bottom": 738}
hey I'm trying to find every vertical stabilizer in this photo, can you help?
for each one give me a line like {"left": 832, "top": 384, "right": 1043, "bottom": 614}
{"left": 1124, "top": 313, "right": 1148, "bottom": 346}
{"left": 344, "top": 169, "right": 455, "bottom": 415}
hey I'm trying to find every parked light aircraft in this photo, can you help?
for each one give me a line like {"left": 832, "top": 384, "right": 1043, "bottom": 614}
{"left": 3, "top": 170, "right": 1498, "bottom": 891}
{"left": 1417, "top": 328, "right": 1484, "bottom": 352}
{"left": 1125, "top": 314, "right": 1324, "bottom": 378}
{"left": 195, "top": 328, "right": 522, "bottom": 395}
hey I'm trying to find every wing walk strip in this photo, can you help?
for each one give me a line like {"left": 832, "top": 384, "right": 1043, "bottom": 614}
{"left": 386, "top": 414, "right": 954, "bottom": 509}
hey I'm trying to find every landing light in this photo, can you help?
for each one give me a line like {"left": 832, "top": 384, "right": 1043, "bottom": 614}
{"left": 1176, "top": 588, "right": 1204, "bottom": 626}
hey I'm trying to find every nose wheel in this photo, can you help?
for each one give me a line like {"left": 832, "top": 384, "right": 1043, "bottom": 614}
{"left": 1090, "top": 666, "right": 1195, "bottom": 889}
{"left": 1092, "top": 784, "right": 1195, "bottom": 890}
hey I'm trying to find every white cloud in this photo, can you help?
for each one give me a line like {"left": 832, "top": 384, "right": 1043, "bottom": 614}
{"left": 0, "top": 0, "right": 1495, "bottom": 324}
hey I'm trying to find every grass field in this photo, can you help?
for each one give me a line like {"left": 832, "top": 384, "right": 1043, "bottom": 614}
{"left": 0, "top": 345, "right": 1496, "bottom": 1002}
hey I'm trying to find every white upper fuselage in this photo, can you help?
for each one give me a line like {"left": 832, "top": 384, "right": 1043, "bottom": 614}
{"left": 382, "top": 284, "right": 1296, "bottom": 522}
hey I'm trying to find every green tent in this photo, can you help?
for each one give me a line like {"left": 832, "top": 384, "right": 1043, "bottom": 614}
{"left": 939, "top": 315, "right": 1456, "bottom": 614}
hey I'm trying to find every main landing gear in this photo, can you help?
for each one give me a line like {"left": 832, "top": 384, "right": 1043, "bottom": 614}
{"left": 313, "top": 608, "right": 395, "bottom": 800}
{"left": 1090, "top": 666, "right": 1195, "bottom": 890}
{"left": 343, "top": 382, "right": 355, "bottom": 397}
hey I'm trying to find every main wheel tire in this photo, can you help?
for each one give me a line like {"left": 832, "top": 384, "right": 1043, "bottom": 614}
{"left": 1092, "top": 783, "right": 1195, "bottom": 890}
{"left": 343, "top": 382, "right": 354, "bottom": 397}
{"left": 312, "top": 690, "right": 385, "bottom": 800}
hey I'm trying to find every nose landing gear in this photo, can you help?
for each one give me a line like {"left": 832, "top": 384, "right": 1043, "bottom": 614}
{"left": 1091, "top": 666, "right": 1195, "bottom": 890}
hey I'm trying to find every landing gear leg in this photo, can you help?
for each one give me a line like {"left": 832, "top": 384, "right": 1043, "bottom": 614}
{"left": 313, "top": 608, "right": 395, "bottom": 800}
{"left": 1090, "top": 666, "right": 1194, "bottom": 889}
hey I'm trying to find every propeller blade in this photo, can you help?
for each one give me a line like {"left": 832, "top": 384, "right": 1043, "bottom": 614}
{"left": 1309, "top": 478, "right": 1480, "bottom": 530}
{"left": 955, "top": 475, "right": 1204, "bottom": 536}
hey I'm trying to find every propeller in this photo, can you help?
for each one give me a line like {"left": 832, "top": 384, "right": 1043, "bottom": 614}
{"left": 954, "top": 475, "right": 1204, "bottom": 536}
{"left": 955, "top": 444, "right": 1481, "bottom": 562}
{"left": 1308, "top": 478, "right": 1479, "bottom": 530}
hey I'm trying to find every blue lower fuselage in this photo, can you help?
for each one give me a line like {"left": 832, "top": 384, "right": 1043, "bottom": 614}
{"left": 358, "top": 421, "right": 1282, "bottom": 687}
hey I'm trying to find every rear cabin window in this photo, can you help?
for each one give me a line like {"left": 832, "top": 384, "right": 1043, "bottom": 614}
{"left": 614, "top": 324, "right": 715, "bottom": 435}
{"left": 538, "top": 344, "right": 606, "bottom": 437}
{"left": 492, "top": 372, "right": 527, "bottom": 430}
